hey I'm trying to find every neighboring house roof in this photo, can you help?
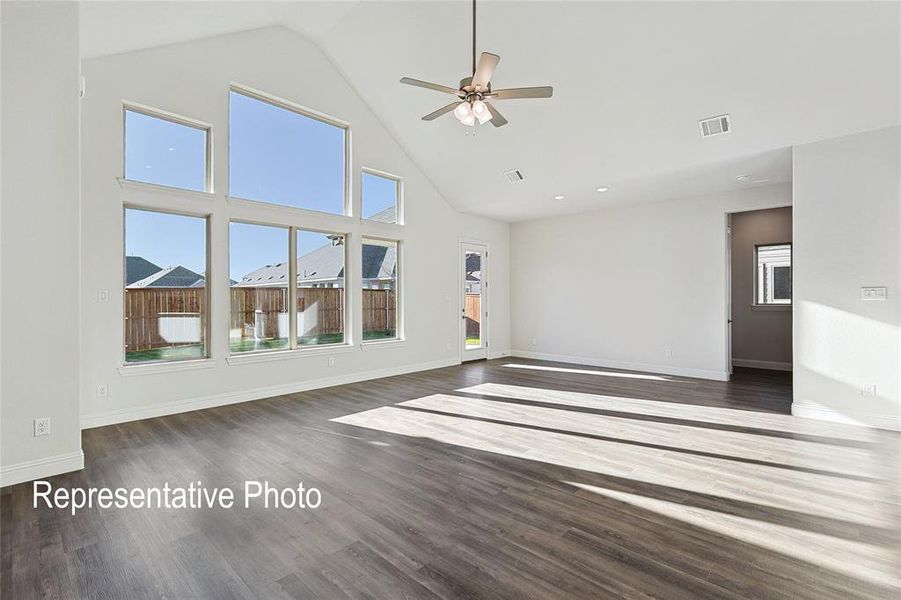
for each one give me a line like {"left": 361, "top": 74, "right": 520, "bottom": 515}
{"left": 366, "top": 205, "right": 396, "bottom": 224}
{"left": 127, "top": 265, "right": 205, "bottom": 288}
{"left": 236, "top": 236, "right": 396, "bottom": 287}
{"left": 125, "top": 256, "right": 162, "bottom": 285}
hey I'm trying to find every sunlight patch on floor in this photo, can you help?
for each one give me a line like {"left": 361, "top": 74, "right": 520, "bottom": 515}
{"left": 397, "top": 394, "right": 872, "bottom": 477}
{"left": 457, "top": 382, "right": 876, "bottom": 442}
{"left": 564, "top": 481, "right": 900, "bottom": 590}
{"left": 501, "top": 363, "right": 676, "bottom": 381}
{"left": 331, "top": 403, "right": 891, "bottom": 527}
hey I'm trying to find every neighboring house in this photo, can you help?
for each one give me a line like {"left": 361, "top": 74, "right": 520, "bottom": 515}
{"left": 125, "top": 256, "right": 162, "bottom": 285}
{"left": 127, "top": 265, "right": 206, "bottom": 288}
{"left": 465, "top": 252, "right": 481, "bottom": 294}
{"left": 237, "top": 209, "right": 398, "bottom": 290}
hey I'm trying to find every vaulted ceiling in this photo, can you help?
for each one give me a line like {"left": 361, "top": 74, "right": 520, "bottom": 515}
{"left": 80, "top": 1, "right": 900, "bottom": 221}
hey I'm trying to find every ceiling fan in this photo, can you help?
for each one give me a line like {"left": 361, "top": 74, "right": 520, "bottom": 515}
{"left": 399, "top": 0, "right": 553, "bottom": 128}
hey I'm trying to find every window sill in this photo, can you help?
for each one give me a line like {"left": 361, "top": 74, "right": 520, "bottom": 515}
{"left": 227, "top": 195, "right": 354, "bottom": 223}
{"left": 226, "top": 344, "right": 356, "bottom": 365}
{"left": 750, "top": 304, "right": 792, "bottom": 312}
{"left": 117, "top": 178, "right": 216, "bottom": 201}
{"left": 118, "top": 358, "right": 217, "bottom": 377}
{"left": 361, "top": 338, "right": 405, "bottom": 350}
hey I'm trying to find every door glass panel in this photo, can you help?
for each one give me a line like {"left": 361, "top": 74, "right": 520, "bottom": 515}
{"left": 464, "top": 250, "right": 483, "bottom": 349}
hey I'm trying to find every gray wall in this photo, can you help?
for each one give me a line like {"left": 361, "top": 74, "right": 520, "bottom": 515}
{"left": 730, "top": 207, "right": 793, "bottom": 368}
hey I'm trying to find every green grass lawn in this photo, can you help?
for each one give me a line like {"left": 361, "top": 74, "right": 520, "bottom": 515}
{"left": 125, "top": 330, "right": 398, "bottom": 363}
{"left": 466, "top": 337, "right": 481, "bottom": 346}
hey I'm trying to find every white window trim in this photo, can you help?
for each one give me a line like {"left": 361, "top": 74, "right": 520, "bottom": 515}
{"left": 122, "top": 102, "right": 213, "bottom": 193}
{"left": 228, "top": 222, "right": 351, "bottom": 356}
{"left": 361, "top": 167, "right": 404, "bottom": 225}
{"left": 226, "top": 343, "right": 356, "bottom": 366}
{"left": 118, "top": 359, "right": 217, "bottom": 377}
{"left": 361, "top": 237, "right": 403, "bottom": 345}
{"left": 754, "top": 242, "right": 792, "bottom": 307}
{"left": 122, "top": 205, "right": 213, "bottom": 368}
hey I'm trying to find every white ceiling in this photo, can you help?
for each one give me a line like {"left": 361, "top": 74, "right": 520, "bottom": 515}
{"left": 80, "top": 1, "right": 900, "bottom": 222}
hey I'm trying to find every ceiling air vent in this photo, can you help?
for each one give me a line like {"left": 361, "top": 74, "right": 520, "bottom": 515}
{"left": 504, "top": 169, "right": 525, "bottom": 183}
{"left": 698, "top": 114, "right": 732, "bottom": 138}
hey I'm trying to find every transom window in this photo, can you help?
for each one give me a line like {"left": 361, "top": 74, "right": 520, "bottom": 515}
{"left": 229, "top": 89, "right": 347, "bottom": 215}
{"left": 362, "top": 170, "right": 401, "bottom": 223}
{"left": 124, "top": 107, "right": 209, "bottom": 192}
{"left": 756, "top": 243, "right": 792, "bottom": 305}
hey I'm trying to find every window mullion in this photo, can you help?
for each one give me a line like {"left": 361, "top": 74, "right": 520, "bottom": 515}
{"left": 288, "top": 226, "right": 298, "bottom": 350}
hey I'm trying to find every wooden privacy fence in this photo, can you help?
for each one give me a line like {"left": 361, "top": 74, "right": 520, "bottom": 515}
{"left": 464, "top": 293, "right": 481, "bottom": 338}
{"left": 125, "top": 287, "right": 396, "bottom": 351}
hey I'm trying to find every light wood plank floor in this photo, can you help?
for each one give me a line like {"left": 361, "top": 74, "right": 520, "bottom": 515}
{"left": 2, "top": 358, "right": 899, "bottom": 599}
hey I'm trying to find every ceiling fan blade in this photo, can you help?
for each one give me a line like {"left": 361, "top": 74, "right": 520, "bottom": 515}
{"left": 485, "top": 102, "right": 508, "bottom": 127}
{"left": 490, "top": 86, "right": 554, "bottom": 100}
{"left": 400, "top": 77, "right": 461, "bottom": 96}
{"left": 472, "top": 52, "right": 500, "bottom": 90}
{"left": 422, "top": 102, "right": 460, "bottom": 121}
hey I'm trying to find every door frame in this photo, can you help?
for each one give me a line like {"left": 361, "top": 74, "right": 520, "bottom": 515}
{"left": 459, "top": 239, "right": 489, "bottom": 362}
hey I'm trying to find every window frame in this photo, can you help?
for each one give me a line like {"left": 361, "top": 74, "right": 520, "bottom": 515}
{"left": 227, "top": 220, "right": 351, "bottom": 356}
{"left": 121, "top": 204, "right": 212, "bottom": 367}
{"left": 361, "top": 167, "right": 404, "bottom": 225}
{"left": 122, "top": 102, "right": 213, "bottom": 194}
{"left": 361, "top": 236, "right": 403, "bottom": 345}
{"left": 228, "top": 220, "right": 292, "bottom": 355}
{"left": 753, "top": 242, "right": 792, "bottom": 307}
{"left": 227, "top": 84, "right": 352, "bottom": 217}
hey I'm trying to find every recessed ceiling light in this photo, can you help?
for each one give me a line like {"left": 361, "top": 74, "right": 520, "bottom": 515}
{"left": 554, "top": 195, "right": 565, "bottom": 200}
{"left": 595, "top": 187, "right": 609, "bottom": 193}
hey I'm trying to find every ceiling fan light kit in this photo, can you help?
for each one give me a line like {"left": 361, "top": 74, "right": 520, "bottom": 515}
{"left": 400, "top": 0, "right": 553, "bottom": 128}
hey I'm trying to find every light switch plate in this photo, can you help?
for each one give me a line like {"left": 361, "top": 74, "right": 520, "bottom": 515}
{"left": 861, "top": 287, "right": 887, "bottom": 300}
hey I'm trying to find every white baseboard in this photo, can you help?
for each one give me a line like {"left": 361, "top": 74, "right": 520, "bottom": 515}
{"left": 488, "top": 350, "right": 511, "bottom": 360}
{"left": 0, "top": 450, "right": 84, "bottom": 488}
{"left": 732, "top": 358, "right": 793, "bottom": 371}
{"left": 81, "top": 357, "right": 460, "bottom": 430}
{"left": 510, "top": 350, "right": 729, "bottom": 381}
{"left": 792, "top": 401, "right": 901, "bottom": 431}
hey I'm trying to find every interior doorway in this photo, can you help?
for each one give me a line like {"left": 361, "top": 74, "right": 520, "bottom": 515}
{"left": 727, "top": 206, "right": 793, "bottom": 373}
{"left": 461, "top": 242, "right": 488, "bottom": 361}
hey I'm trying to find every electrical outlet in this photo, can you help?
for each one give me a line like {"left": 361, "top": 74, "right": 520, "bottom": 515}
{"left": 665, "top": 349, "right": 673, "bottom": 358}
{"left": 34, "top": 417, "right": 50, "bottom": 437}
{"left": 446, "top": 342, "right": 452, "bottom": 351}
{"left": 530, "top": 338, "right": 537, "bottom": 346}
{"left": 97, "top": 384, "right": 109, "bottom": 400}
{"left": 862, "top": 383, "right": 876, "bottom": 397}
{"left": 327, "top": 357, "right": 336, "bottom": 368}
{"left": 97, "top": 289, "right": 109, "bottom": 302}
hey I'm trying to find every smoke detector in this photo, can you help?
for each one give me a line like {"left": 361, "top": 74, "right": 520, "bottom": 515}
{"left": 504, "top": 169, "right": 525, "bottom": 183}
{"left": 699, "top": 114, "right": 732, "bottom": 138}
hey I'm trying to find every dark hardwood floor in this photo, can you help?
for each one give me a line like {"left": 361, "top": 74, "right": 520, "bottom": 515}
{"left": 2, "top": 358, "right": 899, "bottom": 599}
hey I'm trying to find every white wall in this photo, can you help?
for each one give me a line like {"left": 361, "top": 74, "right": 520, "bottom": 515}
{"left": 730, "top": 206, "right": 793, "bottom": 369}
{"left": 510, "top": 184, "right": 791, "bottom": 380}
{"left": 79, "top": 27, "right": 510, "bottom": 426}
{"left": 792, "top": 127, "right": 900, "bottom": 429}
{"left": 1, "top": 1, "right": 83, "bottom": 485}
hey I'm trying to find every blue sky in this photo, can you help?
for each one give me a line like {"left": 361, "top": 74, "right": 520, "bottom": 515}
{"left": 125, "top": 92, "right": 397, "bottom": 280}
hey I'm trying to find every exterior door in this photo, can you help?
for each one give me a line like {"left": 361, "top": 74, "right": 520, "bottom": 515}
{"left": 461, "top": 242, "right": 488, "bottom": 361}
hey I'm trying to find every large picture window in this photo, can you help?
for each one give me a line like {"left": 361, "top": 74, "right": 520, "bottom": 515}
{"left": 230, "top": 223, "right": 290, "bottom": 353}
{"left": 756, "top": 243, "right": 792, "bottom": 305}
{"left": 229, "top": 89, "right": 347, "bottom": 214}
{"left": 124, "top": 107, "right": 209, "bottom": 192}
{"left": 124, "top": 208, "right": 208, "bottom": 363}
{"left": 297, "top": 230, "right": 346, "bottom": 346}
{"left": 362, "top": 239, "right": 399, "bottom": 341}
{"left": 362, "top": 170, "right": 400, "bottom": 223}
